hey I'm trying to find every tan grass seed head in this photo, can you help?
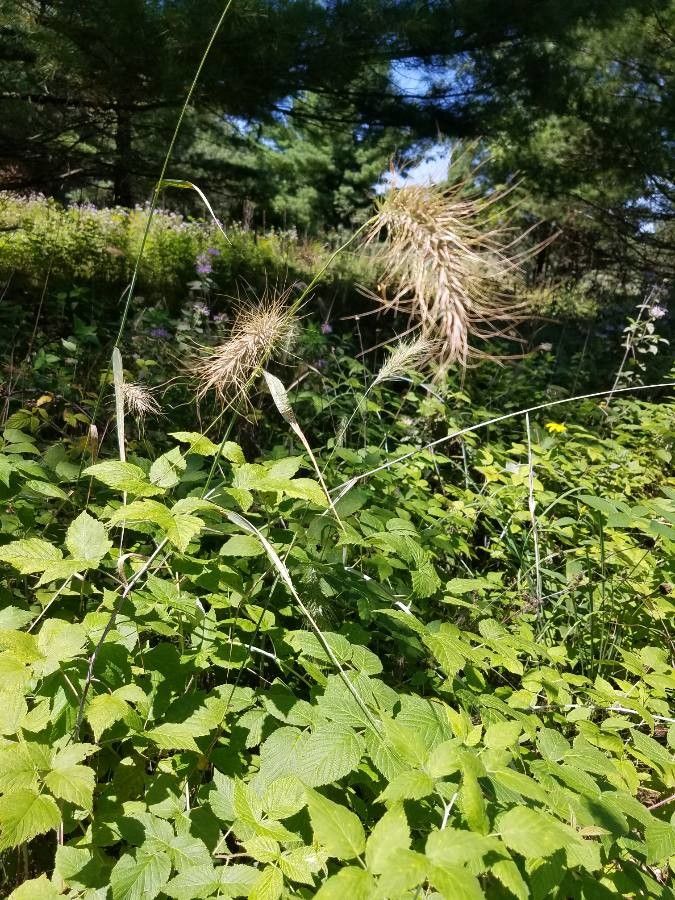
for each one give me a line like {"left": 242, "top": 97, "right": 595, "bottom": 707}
{"left": 190, "top": 291, "right": 297, "bottom": 404}
{"left": 121, "top": 382, "right": 161, "bottom": 419}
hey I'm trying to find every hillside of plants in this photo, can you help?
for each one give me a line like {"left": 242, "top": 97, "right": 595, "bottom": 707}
{"left": 0, "top": 2, "right": 674, "bottom": 898}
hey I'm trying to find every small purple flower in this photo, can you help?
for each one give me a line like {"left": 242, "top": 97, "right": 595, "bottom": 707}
{"left": 650, "top": 304, "right": 667, "bottom": 320}
{"left": 193, "top": 302, "right": 210, "bottom": 317}
{"left": 321, "top": 322, "right": 333, "bottom": 335}
{"left": 149, "top": 326, "right": 170, "bottom": 339}
{"left": 195, "top": 258, "right": 212, "bottom": 276}
{"left": 206, "top": 247, "right": 220, "bottom": 257}
{"left": 213, "top": 312, "right": 227, "bottom": 325}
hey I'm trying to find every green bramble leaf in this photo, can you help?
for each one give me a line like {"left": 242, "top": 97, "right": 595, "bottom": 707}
{"left": 220, "top": 534, "right": 265, "bottom": 557}
{"left": 110, "top": 847, "right": 171, "bottom": 900}
{"left": 8, "top": 875, "right": 62, "bottom": 899}
{"left": 378, "top": 770, "right": 435, "bottom": 802}
{"left": 645, "top": 820, "right": 675, "bottom": 865}
{"left": 145, "top": 723, "right": 201, "bottom": 753}
{"left": 0, "top": 691, "right": 27, "bottom": 735}
{"left": 427, "top": 862, "right": 486, "bottom": 899}
{"left": 366, "top": 805, "right": 410, "bottom": 873}
{"left": 149, "top": 446, "right": 186, "bottom": 489}
{"left": 499, "top": 807, "right": 581, "bottom": 859}
{"left": 86, "top": 693, "right": 132, "bottom": 742}
{"left": 44, "top": 762, "right": 95, "bottom": 810}
{"left": 301, "top": 724, "right": 364, "bottom": 787}
{"left": 261, "top": 775, "right": 306, "bottom": 820}
{"left": 249, "top": 865, "right": 283, "bottom": 900}
{"left": 170, "top": 431, "right": 219, "bottom": 456}
{"left": 84, "top": 461, "right": 165, "bottom": 497}
{"left": 0, "top": 788, "right": 61, "bottom": 850}
{"left": 23, "top": 479, "right": 69, "bottom": 500}
{"left": 66, "top": 510, "right": 112, "bottom": 565}
{"left": 306, "top": 789, "right": 366, "bottom": 860}
{"left": 0, "top": 538, "right": 62, "bottom": 574}
{"left": 314, "top": 867, "right": 375, "bottom": 899}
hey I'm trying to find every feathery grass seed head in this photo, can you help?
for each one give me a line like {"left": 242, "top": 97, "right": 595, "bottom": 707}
{"left": 191, "top": 291, "right": 297, "bottom": 403}
{"left": 365, "top": 161, "right": 546, "bottom": 366}
{"left": 121, "top": 382, "right": 161, "bottom": 419}
{"left": 375, "top": 336, "right": 437, "bottom": 384}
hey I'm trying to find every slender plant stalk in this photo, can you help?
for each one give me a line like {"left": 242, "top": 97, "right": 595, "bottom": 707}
{"left": 74, "top": 538, "right": 168, "bottom": 736}
{"left": 607, "top": 285, "right": 657, "bottom": 403}
{"left": 332, "top": 382, "right": 674, "bottom": 496}
{"left": 525, "top": 413, "right": 542, "bottom": 612}
{"left": 226, "top": 510, "right": 380, "bottom": 731}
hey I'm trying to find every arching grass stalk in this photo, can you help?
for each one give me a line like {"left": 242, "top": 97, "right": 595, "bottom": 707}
{"left": 198, "top": 220, "right": 373, "bottom": 497}
{"left": 226, "top": 511, "right": 380, "bottom": 731}
{"left": 112, "top": 0, "right": 234, "bottom": 349}
{"left": 77, "top": 0, "right": 235, "bottom": 492}
{"left": 331, "top": 382, "right": 674, "bottom": 499}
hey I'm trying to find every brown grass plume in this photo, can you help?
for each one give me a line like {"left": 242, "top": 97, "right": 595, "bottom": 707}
{"left": 190, "top": 289, "right": 297, "bottom": 403}
{"left": 365, "top": 164, "right": 546, "bottom": 366}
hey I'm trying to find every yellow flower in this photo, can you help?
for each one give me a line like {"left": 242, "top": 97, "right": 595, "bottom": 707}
{"left": 545, "top": 421, "right": 567, "bottom": 434}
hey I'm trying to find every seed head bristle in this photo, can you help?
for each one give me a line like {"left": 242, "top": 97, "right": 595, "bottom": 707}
{"left": 365, "top": 165, "right": 544, "bottom": 366}
{"left": 121, "top": 382, "right": 161, "bottom": 419}
{"left": 190, "top": 290, "right": 297, "bottom": 403}
{"left": 375, "top": 336, "right": 437, "bottom": 384}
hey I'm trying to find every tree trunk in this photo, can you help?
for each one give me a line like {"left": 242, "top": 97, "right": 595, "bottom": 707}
{"left": 113, "top": 107, "right": 133, "bottom": 207}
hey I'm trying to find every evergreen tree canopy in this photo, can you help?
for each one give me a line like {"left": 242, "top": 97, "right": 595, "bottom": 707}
{"left": 2, "top": 0, "right": 667, "bottom": 223}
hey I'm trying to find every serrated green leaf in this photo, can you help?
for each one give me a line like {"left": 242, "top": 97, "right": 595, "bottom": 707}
{"left": 164, "top": 864, "right": 218, "bottom": 900}
{"left": 428, "top": 863, "right": 486, "bottom": 899}
{"left": 0, "top": 788, "right": 61, "bottom": 850}
{"left": 366, "top": 805, "right": 410, "bottom": 873}
{"left": 8, "top": 875, "right": 62, "bottom": 899}
{"left": 278, "top": 846, "right": 321, "bottom": 885}
{"left": 0, "top": 538, "right": 62, "bottom": 574}
{"left": 150, "top": 447, "right": 186, "bottom": 489}
{"left": 84, "top": 461, "right": 164, "bottom": 497}
{"left": 0, "top": 743, "right": 42, "bottom": 793}
{"left": 301, "top": 724, "right": 363, "bottom": 787}
{"left": 220, "top": 534, "right": 265, "bottom": 557}
{"left": 376, "top": 849, "right": 428, "bottom": 896}
{"left": 484, "top": 720, "right": 522, "bottom": 750}
{"left": 66, "top": 510, "right": 112, "bottom": 564}
{"left": 108, "top": 499, "right": 174, "bottom": 530}
{"left": 145, "top": 723, "right": 201, "bottom": 752}
{"left": 262, "top": 776, "right": 306, "bottom": 820}
{"left": 166, "top": 511, "right": 204, "bottom": 551}
{"left": 314, "top": 867, "right": 375, "bottom": 899}
{"left": 54, "top": 844, "right": 109, "bottom": 892}
{"left": 170, "top": 432, "right": 219, "bottom": 457}
{"left": 110, "top": 848, "right": 171, "bottom": 900}
{"left": 645, "top": 820, "right": 675, "bottom": 865}
{"left": 460, "top": 769, "right": 489, "bottom": 834}
{"left": 378, "top": 769, "right": 435, "bottom": 802}
{"left": 537, "top": 727, "right": 570, "bottom": 762}
{"left": 629, "top": 728, "right": 674, "bottom": 768}
{"left": 426, "top": 828, "right": 505, "bottom": 867}
{"left": 423, "top": 632, "right": 465, "bottom": 678}
{"left": 306, "top": 789, "right": 365, "bottom": 860}
{"left": 249, "top": 865, "right": 283, "bottom": 900}
{"left": 86, "top": 693, "right": 131, "bottom": 741}
{"left": 233, "top": 778, "right": 263, "bottom": 827}
{"left": 44, "top": 763, "right": 95, "bottom": 810}
{"left": 0, "top": 691, "right": 27, "bottom": 735}
{"left": 492, "top": 859, "right": 529, "bottom": 900}
{"left": 24, "top": 479, "right": 69, "bottom": 500}
{"left": 499, "top": 807, "right": 579, "bottom": 859}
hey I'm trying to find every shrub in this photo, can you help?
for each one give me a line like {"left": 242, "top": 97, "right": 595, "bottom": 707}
{"left": 0, "top": 355, "right": 672, "bottom": 897}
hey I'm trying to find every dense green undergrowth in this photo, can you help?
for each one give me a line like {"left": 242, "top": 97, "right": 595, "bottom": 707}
{"left": 0, "top": 350, "right": 673, "bottom": 898}
{"left": 0, "top": 194, "right": 366, "bottom": 357}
